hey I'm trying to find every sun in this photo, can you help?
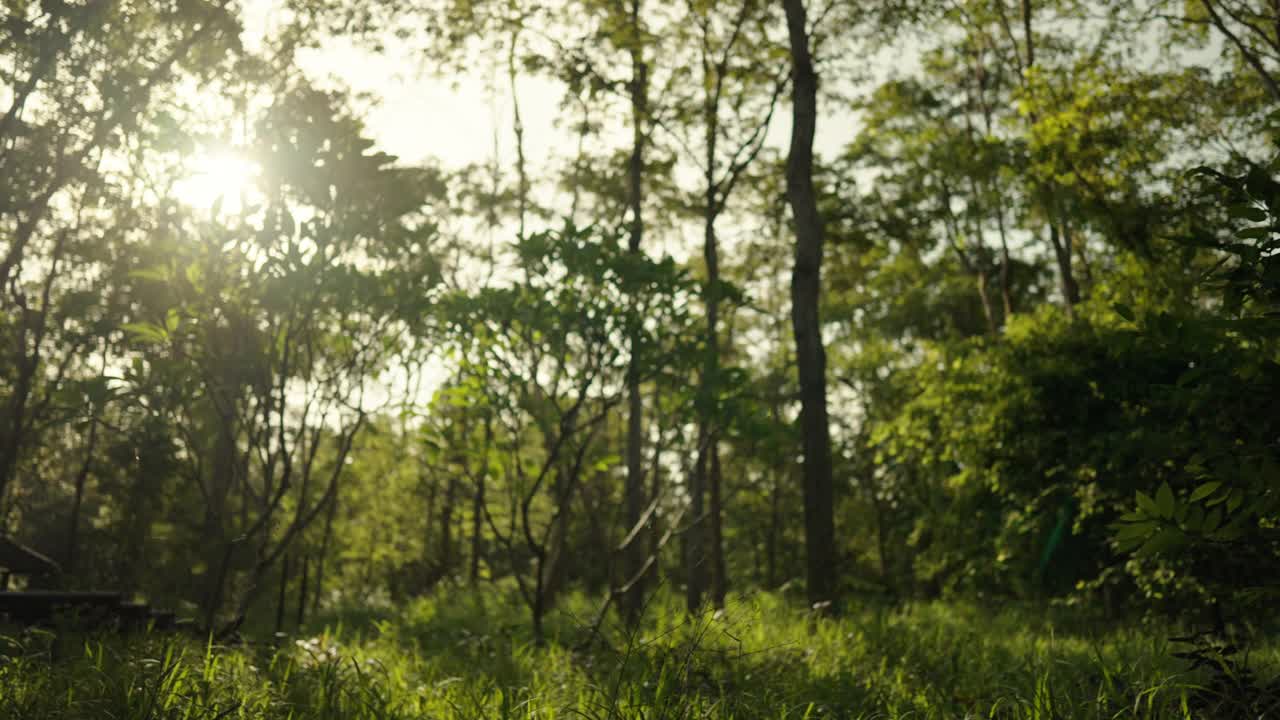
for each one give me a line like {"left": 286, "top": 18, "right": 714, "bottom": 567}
{"left": 173, "top": 150, "right": 259, "bottom": 215}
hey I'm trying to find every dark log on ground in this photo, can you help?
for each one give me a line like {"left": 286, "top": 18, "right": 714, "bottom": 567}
{"left": 0, "top": 591, "right": 188, "bottom": 631}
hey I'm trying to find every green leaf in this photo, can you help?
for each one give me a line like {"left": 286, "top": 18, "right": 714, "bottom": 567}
{"left": 592, "top": 454, "right": 621, "bottom": 472}
{"left": 1203, "top": 507, "right": 1223, "bottom": 534}
{"left": 1189, "top": 481, "right": 1222, "bottom": 503}
{"left": 1115, "top": 534, "right": 1145, "bottom": 553}
{"left": 1156, "top": 482, "right": 1175, "bottom": 519}
{"left": 1185, "top": 504, "right": 1205, "bottom": 533}
{"left": 1115, "top": 521, "right": 1153, "bottom": 540}
{"left": 129, "top": 266, "right": 168, "bottom": 282}
{"left": 1136, "top": 491, "right": 1159, "bottom": 517}
{"left": 1137, "top": 527, "right": 1183, "bottom": 557}
{"left": 1112, "top": 303, "right": 1135, "bottom": 321}
{"left": 1226, "top": 490, "right": 1244, "bottom": 513}
{"left": 1229, "top": 204, "right": 1267, "bottom": 222}
{"left": 122, "top": 322, "right": 168, "bottom": 344}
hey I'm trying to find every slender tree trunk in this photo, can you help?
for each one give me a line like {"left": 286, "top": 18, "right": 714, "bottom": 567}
{"left": 470, "top": 413, "right": 491, "bottom": 585}
{"left": 1020, "top": 0, "right": 1077, "bottom": 317}
{"left": 1048, "top": 220, "right": 1080, "bottom": 314}
{"left": 295, "top": 554, "right": 309, "bottom": 628}
{"left": 1022, "top": 0, "right": 1035, "bottom": 68}
{"left": 766, "top": 469, "right": 780, "bottom": 588}
{"left": 977, "top": 268, "right": 997, "bottom": 336}
{"left": 201, "top": 414, "right": 238, "bottom": 626}
{"left": 0, "top": 365, "right": 35, "bottom": 515}
{"left": 996, "top": 202, "right": 1014, "bottom": 319}
{"left": 532, "top": 585, "right": 546, "bottom": 646}
{"left": 872, "top": 492, "right": 891, "bottom": 591}
{"left": 708, "top": 441, "right": 726, "bottom": 608}
{"left": 783, "top": 0, "right": 838, "bottom": 612}
{"left": 686, "top": 429, "right": 707, "bottom": 612}
{"left": 699, "top": 72, "right": 728, "bottom": 609}
{"left": 274, "top": 554, "right": 290, "bottom": 637}
{"left": 423, "top": 465, "right": 437, "bottom": 571}
{"left": 507, "top": 29, "right": 529, "bottom": 239}
{"left": 65, "top": 418, "right": 98, "bottom": 579}
{"left": 440, "top": 474, "right": 457, "bottom": 578}
{"left": 621, "top": 0, "right": 650, "bottom": 627}
{"left": 312, "top": 492, "right": 338, "bottom": 614}
{"left": 1074, "top": 224, "right": 1094, "bottom": 292}
{"left": 648, "top": 459, "right": 662, "bottom": 580}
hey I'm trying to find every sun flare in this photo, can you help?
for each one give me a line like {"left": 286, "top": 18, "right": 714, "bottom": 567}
{"left": 174, "top": 150, "right": 259, "bottom": 214}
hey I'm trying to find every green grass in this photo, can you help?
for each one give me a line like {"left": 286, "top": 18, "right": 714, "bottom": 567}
{"left": 0, "top": 589, "right": 1275, "bottom": 719}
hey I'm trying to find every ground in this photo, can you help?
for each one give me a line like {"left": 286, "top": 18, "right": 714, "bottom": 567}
{"left": 0, "top": 589, "right": 1275, "bottom": 719}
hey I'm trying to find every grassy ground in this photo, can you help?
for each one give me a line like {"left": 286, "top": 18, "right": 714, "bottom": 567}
{"left": 0, "top": 589, "right": 1276, "bottom": 719}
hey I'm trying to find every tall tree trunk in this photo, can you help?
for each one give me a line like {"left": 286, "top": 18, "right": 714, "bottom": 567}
{"left": 1020, "top": 1, "right": 1077, "bottom": 317}
{"left": 295, "top": 554, "right": 309, "bottom": 628}
{"left": 766, "top": 468, "right": 780, "bottom": 588}
{"left": 274, "top": 554, "right": 290, "bottom": 637}
{"left": 470, "top": 412, "right": 491, "bottom": 585}
{"left": 440, "top": 474, "right": 457, "bottom": 578}
{"left": 1048, "top": 220, "right": 1080, "bottom": 315}
{"left": 621, "top": 0, "right": 650, "bottom": 627}
{"left": 708, "top": 441, "right": 726, "bottom": 608}
{"left": 699, "top": 73, "right": 727, "bottom": 610}
{"left": 996, "top": 202, "right": 1014, "bottom": 319}
{"left": 65, "top": 418, "right": 98, "bottom": 579}
{"left": 312, "top": 492, "right": 338, "bottom": 614}
{"left": 783, "top": 0, "right": 838, "bottom": 612}
{"left": 977, "top": 268, "right": 997, "bottom": 335}
{"left": 686, "top": 429, "right": 707, "bottom": 612}
{"left": 201, "top": 412, "right": 238, "bottom": 626}
{"left": 507, "top": 29, "right": 529, "bottom": 239}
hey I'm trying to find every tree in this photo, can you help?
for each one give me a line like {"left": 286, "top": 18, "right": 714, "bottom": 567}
{"left": 0, "top": 0, "right": 241, "bottom": 526}
{"left": 441, "top": 224, "right": 696, "bottom": 643}
{"left": 782, "top": 0, "right": 838, "bottom": 611}
{"left": 656, "top": 0, "right": 787, "bottom": 611}
{"left": 122, "top": 79, "right": 438, "bottom": 627}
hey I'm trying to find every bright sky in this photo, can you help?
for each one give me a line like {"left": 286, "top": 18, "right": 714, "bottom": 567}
{"left": 242, "top": 0, "right": 856, "bottom": 178}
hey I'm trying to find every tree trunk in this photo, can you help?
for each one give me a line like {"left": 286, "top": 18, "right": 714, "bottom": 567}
{"left": 295, "top": 554, "right": 309, "bottom": 628}
{"left": 708, "top": 440, "right": 726, "bottom": 608}
{"left": 700, "top": 81, "right": 727, "bottom": 610}
{"left": 274, "top": 554, "right": 290, "bottom": 637}
{"left": 621, "top": 0, "right": 650, "bottom": 627}
{"left": 440, "top": 473, "right": 458, "bottom": 579}
{"left": 312, "top": 492, "right": 338, "bottom": 614}
{"left": 783, "top": 0, "right": 838, "bottom": 612}
{"left": 65, "top": 418, "right": 98, "bottom": 579}
{"left": 686, "top": 428, "right": 707, "bottom": 613}
{"left": 996, "top": 203, "right": 1014, "bottom": 319}
{"left": 1048, "top": 220, "right": 1080, "bottom": 315}
{"left": 470, "top": 412, "right": 491, "bottom": 585}
{"left": 766, "top": 468, "right": 780, "bottom": 588}
{"left": 201, "top": 414, "right": 238, "bottom": 627}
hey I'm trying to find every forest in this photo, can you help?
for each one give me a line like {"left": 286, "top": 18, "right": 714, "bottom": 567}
{"left": 2, "top": 0, "right": 1280, "bottom": 717}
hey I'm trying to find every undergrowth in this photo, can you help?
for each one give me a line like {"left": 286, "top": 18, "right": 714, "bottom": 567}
{"left": 0, "top": 589, "right": 1275, "bottom": 719}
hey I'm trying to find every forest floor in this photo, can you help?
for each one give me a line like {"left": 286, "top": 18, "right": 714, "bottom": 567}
{"left": 0, "top": 589, "right": 1276, "bottom": 719}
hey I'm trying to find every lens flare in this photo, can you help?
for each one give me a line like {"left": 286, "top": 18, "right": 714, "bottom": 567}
{"left": 174, "top": 150, "right": 258, "bottom": 214}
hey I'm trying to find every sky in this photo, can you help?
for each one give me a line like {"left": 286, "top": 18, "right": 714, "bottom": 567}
{"left": 242, "top": 0, "right": 858, "bottom": 179}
